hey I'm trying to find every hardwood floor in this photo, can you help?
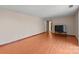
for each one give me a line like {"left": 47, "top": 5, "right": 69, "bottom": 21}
{"left": 0, "top": 32, "right": 78, "bottom": 54}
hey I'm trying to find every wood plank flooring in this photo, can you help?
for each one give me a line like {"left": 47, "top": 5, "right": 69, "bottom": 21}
{"left": 0, "top": 32, "right": 78, "bottom": 54}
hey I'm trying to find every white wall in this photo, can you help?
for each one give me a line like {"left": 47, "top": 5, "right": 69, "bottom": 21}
{"left": 74, "top": 11, "right": 78, "bottom": 39}
{"left": 74, "top": 9, "right": 79, "bottom": 44}
{"left": 0, "top": 9, "right": 45, "bottom": 45}
{"left": 78, "top": 10, "right": 79, "bottom": 41}
{"left": 48, "top": 16, "right": 75, "bottom": 35}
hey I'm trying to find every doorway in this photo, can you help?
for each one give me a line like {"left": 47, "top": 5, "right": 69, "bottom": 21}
{"left": 47, "top": 20, "right": 52, "bottom": 32}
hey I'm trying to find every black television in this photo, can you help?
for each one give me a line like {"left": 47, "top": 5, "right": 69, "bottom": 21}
{"left": 55, "top": 25, "right": 64, "bottom": 33}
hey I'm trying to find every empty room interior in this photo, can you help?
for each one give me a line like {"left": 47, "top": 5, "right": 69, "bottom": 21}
{"left": 0, "top": 5, "right": 79, "bottom": 54}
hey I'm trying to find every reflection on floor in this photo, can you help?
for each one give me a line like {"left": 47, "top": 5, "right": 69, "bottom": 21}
{"left": 0, "top": 32, "right": 78, "bottom": 54}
